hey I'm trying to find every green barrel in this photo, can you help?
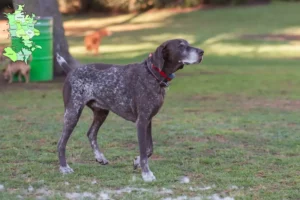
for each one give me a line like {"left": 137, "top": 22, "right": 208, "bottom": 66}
{"left": 12, "top": 17, "right": 53, "bottom": 82}
{"left": 30, "top": 17, "right": 53, "bottom": 81}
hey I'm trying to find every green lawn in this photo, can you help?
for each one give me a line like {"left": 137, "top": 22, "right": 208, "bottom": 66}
{"left": 1, "top": 2, "right": 300, "bottom": 200}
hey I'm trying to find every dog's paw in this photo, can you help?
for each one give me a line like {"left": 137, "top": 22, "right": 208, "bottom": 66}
{"left": 133, "top": 156, "right": 141, "bottom": 170}
{"left": 95, "top": 152, "right": 109, "bottom": 165}
{"left": 59, "top": 165, "right": 74, "bottom": 174}
{"left": 142, "top": 171, "right": 156, "bottom": 182}
{"left": 96, "top": 158, "right": 109, "bottom": 165}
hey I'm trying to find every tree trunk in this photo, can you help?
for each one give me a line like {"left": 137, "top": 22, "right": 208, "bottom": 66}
{"left": 12, "top": 0, "right": 79, "bottom": 76}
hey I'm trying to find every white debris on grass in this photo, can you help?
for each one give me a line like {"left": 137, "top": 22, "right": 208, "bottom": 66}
{"left": 163, "top": 196, "right": 189, "bottom": 200}
{"left": 209, "top": 194, "right": 234, "bottom": 200}
{"left": 163, "top": 196, "right": 203, "bottom": 200}
{"left": 162, "top": 194, "right": 234, "bottom": 200}
{"left": 0, "top": 184, "right": 4, "bottom": 191}
{"left": 65, "top": 192, "right": 96, "bottom": 199}
{"left": 179, "top": 176, "right": 190, "bottom": 184}
{"left": 103, "top": 187, "right": 173, "bottom": 197}
{"left": 199, "top": 186, "right": 213, "bottom": 191}
{"left": 130, "top": 175, "right": 137, "bottom": 182}
{"left": 99, "top": 192, "right": 110, "bottom": 200}
{"left": 229, "top": 185, "right": 238, "bottom": 190}
{"left": 189, "top": 185, "right": 215, "bottom": 191}
{"left": 65, "top": 192, "right": 82, "bottom": 199}
{"left": 28, "top": 185, "right": 34, "bottom": 193}
{"left": 65, "top": 187, "right": 157, "bottom": 200}
{"left": 82, "top": 192, "right": 96, "bottom": 198}
{"left": 76, "top": 185, "right": 80, "bottom": 190}
{"left": 35, "top": 187, "right": 53, "bottom": 196}
{"left": 36, "top": 196, "right": 47, "bottom": 200}
{"left": 16, "top": 195, "right": 23, "bottom": 199}
{"left": 157, "top": 188, "right": 173, "bottom": 195}
{"left": 64, "top": 181, "right": 70, "bottom": 185}
{"left": 112, "top": 187, "right": 150, "bottom": 194}
{"left": 10, "top": 184, "right": 235, "bottom": 200}
{"left": 91, "top": 180, "right": 97, "bottom": 185}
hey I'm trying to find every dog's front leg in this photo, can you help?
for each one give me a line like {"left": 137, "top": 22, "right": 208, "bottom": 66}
{"left": 8, "top": 73, "right": 13, "bottom": 84}
{"left": 25, "top": 72, "right": 30, "bottom": 83}
{"left": 134, "top": 121, "right": 153, "bottom": 170}
{"left": 136, "top": 118, "right": 156, "bottom": 182}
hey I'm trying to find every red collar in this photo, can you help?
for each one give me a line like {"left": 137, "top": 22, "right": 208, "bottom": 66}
{"left": 146, "top": 53, "right": 175, "bottom": 87}
{"left": 151, "top": 64, "right": 172, "bottom": 81}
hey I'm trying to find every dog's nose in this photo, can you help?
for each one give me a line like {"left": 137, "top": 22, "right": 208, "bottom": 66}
{"left": 197, "top": 49, "right": 204, "bottom": 56}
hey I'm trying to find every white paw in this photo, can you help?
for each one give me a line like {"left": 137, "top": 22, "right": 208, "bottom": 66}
{"left": 96, "top": 158, "right": 109, "bottom": 165}
{"left": 142, "top": 171, "right": 156, "bottom": 182}
{"left": 133, "top": 156, "right": 140, "bottom": 170}
{"left": 59, "top": 164, "right": 74, "bottom": 174}
{"left": 95, "top": 152, "right": 109, "bottom": 165}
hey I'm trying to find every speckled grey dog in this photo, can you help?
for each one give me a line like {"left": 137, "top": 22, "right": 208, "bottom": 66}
{"left": 56, "top": 39, "right": 204, "bottom": 182}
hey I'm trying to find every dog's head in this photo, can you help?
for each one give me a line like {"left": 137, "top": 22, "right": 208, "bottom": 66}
{"left": 151, "top": 39, "right": 204, "bottom": 74}
{"left": 2, "top": 68, "right": 9, "bottom": 80}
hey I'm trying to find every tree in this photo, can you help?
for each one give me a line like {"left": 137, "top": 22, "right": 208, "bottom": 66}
{"left": 13, "top": 0, "right": 79, "bottom": 76}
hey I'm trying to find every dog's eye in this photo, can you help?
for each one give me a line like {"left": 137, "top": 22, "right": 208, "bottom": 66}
{"left": 179, "top": 43, "right": 185, "bottom": 49}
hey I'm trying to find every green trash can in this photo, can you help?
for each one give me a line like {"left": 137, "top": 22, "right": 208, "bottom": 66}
{"left": 12, "top": 16, "right": 53, "bottom": 82}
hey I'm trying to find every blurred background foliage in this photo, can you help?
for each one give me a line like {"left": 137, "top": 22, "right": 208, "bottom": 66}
{"left": 57, "top": 0, "right": 269, "bottom": 14}
{"left": 2, "top": 0, "right": 299, "bottom": 15}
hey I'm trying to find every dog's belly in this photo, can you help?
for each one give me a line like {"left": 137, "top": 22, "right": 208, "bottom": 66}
{"left": 91, "top": 83, "right": 137, "bottom": 122}
{"left": 88, "top": 97, "right": 137, "bottom": 122}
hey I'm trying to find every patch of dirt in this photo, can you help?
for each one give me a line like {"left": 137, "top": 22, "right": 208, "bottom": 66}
{"left": 188, "top": 95, "right": 218, "bottom": 102}
{"left": 176, "top": 135, "right": 229, "bottom": 143}
{"left": 208, "top": 134, "right": 228, "bottom": 143}
{"left": 151, "top": 155, "right": 165, "bottom": 160}
{"left": 241, "top": 34, "right": 300, "bottom": 41}
{"left": 176, "top": 136, "right": 209, "bottom": 143}
{"left": 241, "top": 98, "right": 300, "bottom": 111}
{"left": 184, "top": 108, "right": 224, "bottom": 113}
{"left": 203, "top": 149, "right": 216, "bottom": 156}
{"left": 255, "top": 171, "right": 267, "bottom": 178}
{"left": 189, "top": 94, "right": 300, "bottom": 112}
{"left": 0, "top": 76, "right": 65, "bottom": 92}
{"left": 123, "top": 142, "right": 136, "bottom": 150}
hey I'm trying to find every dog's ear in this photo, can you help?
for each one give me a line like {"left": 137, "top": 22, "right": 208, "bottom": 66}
{"left": 152, "top": 44, "right": 166, "bottom": 70}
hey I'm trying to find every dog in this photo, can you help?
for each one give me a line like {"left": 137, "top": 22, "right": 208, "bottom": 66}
{"left": 84, "top": 28, "right": 112, "bottom": 55}
{"left": 2, "top": 61, "right": 31, "bottom": 83}
{"left": 0, "top": 46, "right": 6, "bottom": 62}
{"left": 56, "top": 39, "right": 204, "bottom": 182}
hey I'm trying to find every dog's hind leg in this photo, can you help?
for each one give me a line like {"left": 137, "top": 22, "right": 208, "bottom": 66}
{"left": 87, "top": 109, "right": 109, "bottom": 165}
{"left": 58, "top": 103, "right": 84, "bottom": 174}
{"left": 18, "top": 73, "right": 22, "bottom": 82}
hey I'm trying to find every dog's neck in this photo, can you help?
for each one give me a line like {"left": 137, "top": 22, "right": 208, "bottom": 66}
{"left": 145, "top": 57, "right": 175, "bottom": 87}
{"left": 162, "top": 61, "right": 184, "bottom": 75}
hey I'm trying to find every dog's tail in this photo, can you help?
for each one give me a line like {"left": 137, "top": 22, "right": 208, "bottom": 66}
{"left": 56, "top": 53, "right": 74, "bottom": 74}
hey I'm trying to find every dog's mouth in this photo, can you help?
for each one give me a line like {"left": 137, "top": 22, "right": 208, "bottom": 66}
{"left": 182, "top": 56, "right": 203, "bottom": 65}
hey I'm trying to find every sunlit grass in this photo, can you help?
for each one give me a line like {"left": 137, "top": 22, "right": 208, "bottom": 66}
{"left": 204, "top": 42, "right": 300, "bottom": 58}
{"left": 274, "top": 26, "right": 300, "bottom": 35}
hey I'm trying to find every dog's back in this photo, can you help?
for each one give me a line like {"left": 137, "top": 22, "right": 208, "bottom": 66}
{"left": 7, "top": 61, "right": 30, "bottom": 72}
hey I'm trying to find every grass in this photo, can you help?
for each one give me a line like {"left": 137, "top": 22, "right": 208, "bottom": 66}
{"left": 1, "top": 2, "right": 300, "bottom": 199}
